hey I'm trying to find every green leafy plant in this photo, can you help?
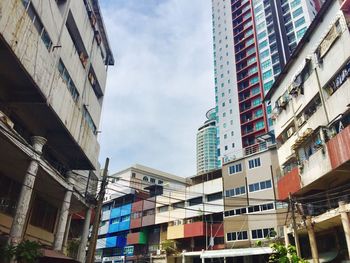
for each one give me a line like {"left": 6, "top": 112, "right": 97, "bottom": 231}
{"left": 0, "top": 240, "right": 42, "bottom": 263}
{"left": 161, "top": 240, "right": 178, "bottom": 256}
{"left": 66, "top": 239, "right": 80, "bottom": 258}
{"left": 269, "top": 243, "right": 308, "bottom": 263}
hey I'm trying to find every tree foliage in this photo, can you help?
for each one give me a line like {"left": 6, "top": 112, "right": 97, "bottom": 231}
{"left": 160, "top": 240, "right": 178, "bottom": 256}
{"left": 269, "top": 243, "right": 308, "bottom": 263}
{"left": 0, "top": 240, "right": 42, "bottom": 263}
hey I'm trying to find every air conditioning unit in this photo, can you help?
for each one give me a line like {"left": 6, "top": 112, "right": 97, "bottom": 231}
{"left": 286, "top": 126, "right": 295, "bottom": 138}
{"left": 279, "top": 95, "right": 288, "bottom": 108}
{"left": 297, "top": 114, "right": 306, "bottom": 127}
{"left": 174, "top": 220, "right": 183, "bottom": 226}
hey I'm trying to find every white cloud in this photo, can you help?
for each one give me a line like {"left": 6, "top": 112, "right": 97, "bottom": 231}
{"left": 98, "top": 0, "right": 214, "bottom": 177}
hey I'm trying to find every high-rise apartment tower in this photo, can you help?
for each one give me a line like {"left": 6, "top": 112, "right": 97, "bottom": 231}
{"left": 212, "top": 0, "right": 321, "bottom": 164}
{"left": 196, "top": 108, "right": 218, "bottom": 174}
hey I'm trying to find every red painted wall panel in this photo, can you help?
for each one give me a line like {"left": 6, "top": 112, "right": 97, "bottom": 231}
{"left": 130, "top": 218, "right": 142, "bottom": 229}
{"left": 132, "top": 200, "right": 143, "bottom": 212}
{"left": 327, "top": 126, "right": 350, "bottom": 169}
{"left": 277, "top": 167, "right": 301, "bottom": 200}
{"left": 212, "top": 223, "right": 224, "bottom": 237}
{"left": 127, "top": 232, "right": 140, "bottom": 245}
{"left": 184, "top": 222, "right": 205, "bottom": 238}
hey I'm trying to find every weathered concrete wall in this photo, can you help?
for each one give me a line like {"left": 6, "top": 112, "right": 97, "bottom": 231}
{"left": 0, "top": 0, "right": 109, "bottom": 169}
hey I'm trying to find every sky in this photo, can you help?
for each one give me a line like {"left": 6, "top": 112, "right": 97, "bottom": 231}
{"left": 98, "top": 0, "right": 215, "bottom": 177}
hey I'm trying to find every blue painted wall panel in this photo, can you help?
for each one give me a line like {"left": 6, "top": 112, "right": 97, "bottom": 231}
{"left": 110, "top": 207, "right": 121, "bottom": 219}
{"left": 118, "top": 220, "right": 130, "bottom": 231}
{"left": 106, "top": 236, "right": 117, "bottom": 248}
{"left": 121, "top": 204, "right": 132, "bottom": 216}
{"left": 108, "top": 223, "right": 119, "bottom": 233}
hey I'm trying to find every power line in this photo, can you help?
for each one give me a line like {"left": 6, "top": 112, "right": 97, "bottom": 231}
{"left": 104, "top": 185, "right": 289, "bottom": 217}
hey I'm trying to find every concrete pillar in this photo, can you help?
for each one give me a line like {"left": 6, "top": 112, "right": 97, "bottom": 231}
{"left": 181, "top": 250, "right": 185, "bottom": 263}
{"left": 62, "top": 213, "right": 72, "bottom": 253}
{"left": 284, "top": 225, "right": 290, "bottom": 247}
{"left": 53, "top": 173, "right": 74, "bottom": 251}
{"left": 8, "top": 136, "right": 47, "bottom": 245}
{"left": 77, "top": 208, "right": 92, "bottom": 262}
{"left": 306, "top": 216, "right": 319, "bottom": 263}
{"left": 339, "top": 201, "right": 350, "bottom": 259}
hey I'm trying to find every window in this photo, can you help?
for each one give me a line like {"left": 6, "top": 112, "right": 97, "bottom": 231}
{"left": 207, "top": 192, "right": 223, "bottom": 202}
{"left": 259, "top": 40, "right": 268, "bottom": 49}
{"left": 58, "top": 60, "right": 79, "bottom": 102}
{"left": 82, "top": 106, "right": 97, "bottom": 134}
{"left": 292, "top": 7, "right": 303, "bottom": 18}
{"left": 150, "top": 178, "right": 156, "bottom": 183}
{"left": 21, "top": 1, "right": 52, "bottom": 50}
{"left": 257, "top": 31, "right": 267, "bottom": 40}
{"left": 252, "top": 98, "right": 261, "bottom": 107}
{"left": 290, "top": 0, "right": 301, "bottom": 8}
{"left": 225, "top": 186, "right": 246, "bottom": 197}
{"left": 251, "top": 228, "right": 275, "bottom": 239}
{"left": 260, "top": 49, "right": 269, "bottom": 59}
{"left": 158, "top": 180, "right": 163, "bottom": 185}
{"left": 188, "top": 197, "right": 203, "bottom": 206}
{"left": 173, "top": 201, "right": 185, "bottom": 209}
{"left": 248, "top": 157, "right": 261, "bottom": 169}
{"left": 255, "top": 120, "right": 264, "bottom": 130}
{"left": 294, "top": 17, "right": 305, "bottom": 28}
{"left": 255, "top": 109, "right": 263, "bottom": 118}
{"left": 248, "top": 180, "right": 272, "bottom": 192}
{"left": 228, "top": 163, "right": 242, "bottom": 174}
{"left": 263, "top": 70, "right": 272, "bottom": 80}
{"left": 264, "top": 80, "right": 274, "bottom": 91}
{"left": 227, "top": 231, "right": 248, "bottom": 241}
{"left": 261, "top": 60, "right": 271, "bottom": 70}
{"left": 111, "top": 218, "right": 120, "bottom": 224}
{"left": 296, "top": 27, "right": 307, "bottom": 39}
{"left": 250, "top": 76, "right": 259, "bottom": 85}
{"left": 158, "top": 206, "right": 169, "bottom": 213}
{"left": 143, "top": 176, "right": 149, "bottom": 182}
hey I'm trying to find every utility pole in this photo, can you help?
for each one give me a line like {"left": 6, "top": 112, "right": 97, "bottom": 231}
{"left": 289, "top": 193, "right": 301, "bottom": 257}
{"left": 86, "top": 158, "right": 109, "bottom": 263}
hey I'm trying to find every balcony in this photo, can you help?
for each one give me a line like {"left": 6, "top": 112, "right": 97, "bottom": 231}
{"left": 99, "top": 221, "right": 109, "bottom": 235}
{"left": 300, "top": 147, "right": 332, "bottom": 187}
{"left": 127, "top": 231, "right": 147, "bottom": 245}
{"left": 277, "top": 167, "right": 301, "bottom": 200}
{"left": 105, "top": 236, "right": 127, "bottom": 248}
{"left": 108, "top": 219, "right": 130, "bottom": 234}
{"left": 327, "top": 125, "right": 350, "bottom": 169}
{"left": 101, "top": 210, "right": 111, "bottom": 221}
{"left": 184, "top": 222, "right": 224, "bottom": 238}
{"left": 167, "top": 225, "right": 184, "bottom": 240}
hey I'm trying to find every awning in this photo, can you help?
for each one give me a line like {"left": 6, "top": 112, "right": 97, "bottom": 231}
{"left": 39, "top": 249, "right": 79, "bottom": 263}
{"left": 183, "top": 247, "right": 273, "bottom": 259}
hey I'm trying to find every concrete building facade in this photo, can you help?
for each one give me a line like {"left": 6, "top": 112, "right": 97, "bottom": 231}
{"left": 0, "top": 0, "right": 113, "bottom": 262}
{"left": 265, "top": 0, "right": 350, "bottom": 261}
{"left": 221, "top": 141, "right": 286, "bottom": 262}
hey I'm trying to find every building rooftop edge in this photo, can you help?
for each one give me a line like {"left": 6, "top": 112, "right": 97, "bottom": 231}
{"left": 92, "top": 0, "right": 115, "bottom": 65}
